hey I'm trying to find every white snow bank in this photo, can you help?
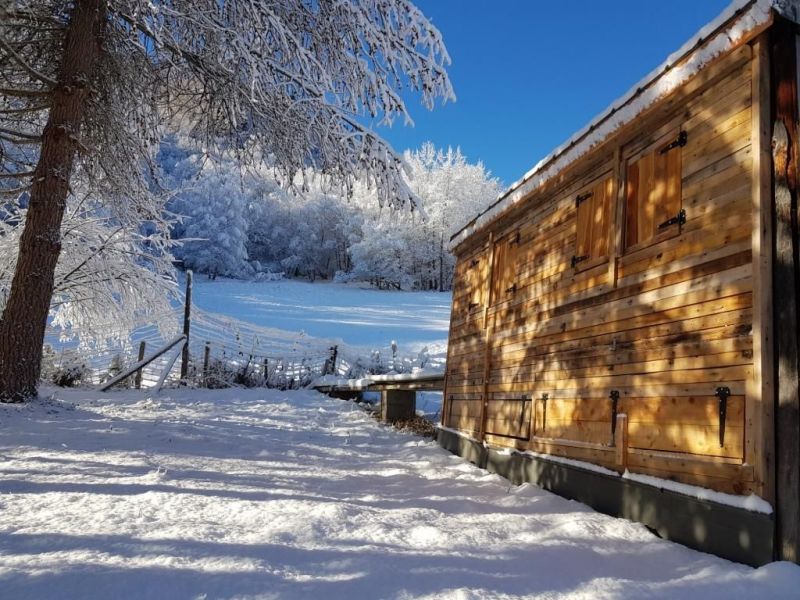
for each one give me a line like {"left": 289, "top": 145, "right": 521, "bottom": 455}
{"left": 1, "top": 387, "right": 797, "bottom": 599}
{"left": 521, "top": 449, "right": 620, "bottom": 478}
{"left": 451, "top": 0, "right": 791, "bottom": 248}
{"left": 623, "top": 470, "right": 774, "bottom": 514}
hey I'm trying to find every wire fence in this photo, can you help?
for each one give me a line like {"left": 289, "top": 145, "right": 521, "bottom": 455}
{"left": 42, "top": 280, "right": 442, "bottom": 392}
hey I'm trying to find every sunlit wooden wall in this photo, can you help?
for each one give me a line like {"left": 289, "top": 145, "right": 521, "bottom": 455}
{"left": 443, "top": 41, "right": 772, "bottom": 498}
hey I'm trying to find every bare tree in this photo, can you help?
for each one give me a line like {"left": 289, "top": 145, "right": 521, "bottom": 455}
{"left": 0, "top": 0, "right": 453, "bottom": 401}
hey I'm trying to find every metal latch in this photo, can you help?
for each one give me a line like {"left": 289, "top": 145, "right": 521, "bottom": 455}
{"left": 715, "top": 386, "right": 730, "bottom": 447}
{"left": 571, "top": 254, "right": 589, "bottom": 268}
{"left": 660, "top": 130, "right": 688, "bottom": 154}
{"left": 610, "top": 390, "right": 620, "bottom": 444}
{"left": 658, "top": 208, "right": 686, "bottom": 230}
{"left": 576, "top": 191, "right": 593, "bottom": 207}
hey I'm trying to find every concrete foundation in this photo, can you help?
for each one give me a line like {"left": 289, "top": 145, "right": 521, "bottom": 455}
{"left": 380, "top": 389, "right": 416, "bottom": 422}
{"left": 436, "top": 428, "right": 774, "bottom": 567}
{"left": 327, "top": 389, "right": 362, "bottom": 401}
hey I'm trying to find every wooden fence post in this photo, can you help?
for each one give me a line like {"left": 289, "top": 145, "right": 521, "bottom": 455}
{"left": 202, "top": 341, "right": 210, "bottom": 387}
{"left": 134, "top": 341, "right": 146, "bottom": 389}
{"left": 180, "top": 270, "right": 193, "bottom": 382}
{"left": 327, "top": 345, "right": 338, "bottom": 375}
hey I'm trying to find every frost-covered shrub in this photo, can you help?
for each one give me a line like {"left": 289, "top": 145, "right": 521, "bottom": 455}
{"left": 41, "top": 347, "right": 88, "bottom": 388}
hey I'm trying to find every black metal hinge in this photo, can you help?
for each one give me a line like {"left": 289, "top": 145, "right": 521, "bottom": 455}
{"left": 610, "top": 390, "right": 620, "bottom": 444}
{"left": 658, "top": 208, "right": 686, "bottom": 231}
{"left": 660, "top": 130, "right": 688, "bottom": 154}
{"left": 715, "top": 386, "right": 730, "bottom": 448}
{"left": 571, "top": 254, "right": 589, "bottom": 268}
{"left": 576, "top": 191, "right": 593, "bottom": 207}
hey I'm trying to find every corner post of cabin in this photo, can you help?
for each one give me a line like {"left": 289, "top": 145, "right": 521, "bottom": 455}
{"left": 747, "top": 32, "right": 775, "bottom": 513}
{"left": 770, "top": 15, "right": 800, "bottom": 564}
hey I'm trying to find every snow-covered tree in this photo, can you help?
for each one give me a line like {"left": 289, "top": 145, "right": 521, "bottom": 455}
{"left": 347, "top": 222, "right": 413, "bottom": 290}
{"left": 164, "top": 150, "right": 253, "bottom": 278}
{"left": 0, "top": 0, "right": 453, "bottom": 401}
{"left": 248, "top": 182, "right": 364, "bottom": 281}
{"left": 0, "top": 195, "right": 178, "bottom": 348}
{"left": 403, "top": 143, "right": 504, "bottom": 290}
{"left": 347, "top": 143, "right": 502, "bottom": 290}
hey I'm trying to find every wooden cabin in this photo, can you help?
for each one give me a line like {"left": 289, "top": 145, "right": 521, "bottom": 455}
{"left": 440, "top": 0, "right": 800, "bottom": 565}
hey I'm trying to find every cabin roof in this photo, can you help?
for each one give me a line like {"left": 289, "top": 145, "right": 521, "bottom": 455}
{"left": 450, "top": 0, "right": 799, "bottom": 250}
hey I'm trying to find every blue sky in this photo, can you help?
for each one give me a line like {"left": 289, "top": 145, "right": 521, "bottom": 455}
{"left": 374, "top": 0, "right": 731, "bottom": 187}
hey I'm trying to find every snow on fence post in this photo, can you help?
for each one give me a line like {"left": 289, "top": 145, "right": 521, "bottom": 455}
{"left": 134, "top": 341, "right": 146, "bottom": 389}
{"left": 180, "top": 270, "right": 193, "bottom": 382}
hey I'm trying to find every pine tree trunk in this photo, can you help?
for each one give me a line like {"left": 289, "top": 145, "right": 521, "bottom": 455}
{"left": 0, "top": 0, "right": 106, "bottom": 402}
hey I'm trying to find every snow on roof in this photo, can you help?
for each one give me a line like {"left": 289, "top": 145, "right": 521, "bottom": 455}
{"left": 450, "top": 0, "right": 798, "bottom": 249}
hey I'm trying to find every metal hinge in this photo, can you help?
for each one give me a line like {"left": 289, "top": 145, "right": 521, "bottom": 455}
{"left": 610, "top": 390, "right": 620, "bottom": 444}
{"left": 576, "top": 191, "right": 593, "bottom": 207}
{"left": 505, "top": 283, "right": 517, "bottom": 294}
{"left": 660, "top": 130, "right": 688, "bottom": 154}
{"left": 571, "top": 254, "right": 589, "bottom": 268}
{"left": 715, "top": 386, "right": 730, "bottom": 448}
{"left": 658, "top": 208, "right": 686, "bottom": 231}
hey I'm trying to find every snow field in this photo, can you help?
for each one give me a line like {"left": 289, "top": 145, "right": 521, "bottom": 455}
{"left": 1, "top": 388, "right": 798, "bottom": 599}
{"left": 189, "top": 278, "right": 452, "bottom": 353}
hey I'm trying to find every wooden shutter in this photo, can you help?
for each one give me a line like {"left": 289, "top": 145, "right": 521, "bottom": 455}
{"left": 464, "top": 253, "right": 486, "bottom": 314}
{"left": 573, "top": 176, "right": 612, "bottom": 271}
{"left": 625, "top": 130, "right": 684, "bottom": 250}
{"left": 491, "top": 231, "right": 520, "bottom": 305}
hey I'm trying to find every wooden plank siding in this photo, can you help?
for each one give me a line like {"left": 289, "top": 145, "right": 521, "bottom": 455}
{"left": 443, "top": 41, "right": 766, "bottom": 496}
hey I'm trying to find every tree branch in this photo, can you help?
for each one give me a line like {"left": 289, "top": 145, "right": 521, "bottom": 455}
{"left": 0, "top": 126, "right": 40, "bottom": 141}
{"left": 0, "top": 38, "right": 57, "bottom": 87}
{"left": 54, "top": 227, "right": 125, "bottom": 289}
{"left": 0, "top": 103, "right": 50, "bottom": 114}
{"left": 0, "top": 171, "right": 34, "bottom": 179}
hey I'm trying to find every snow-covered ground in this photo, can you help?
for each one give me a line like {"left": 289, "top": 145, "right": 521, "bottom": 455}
{"left": 189, "top": 278, "right": 452, "bottom": 353}
{"left": 1, "top": 389, "right": 798, "bottom": 599}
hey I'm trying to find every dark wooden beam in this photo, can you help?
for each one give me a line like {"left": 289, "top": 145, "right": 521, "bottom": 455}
{"left": 771, "top": 16, "right": 800, "bottom": 564}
